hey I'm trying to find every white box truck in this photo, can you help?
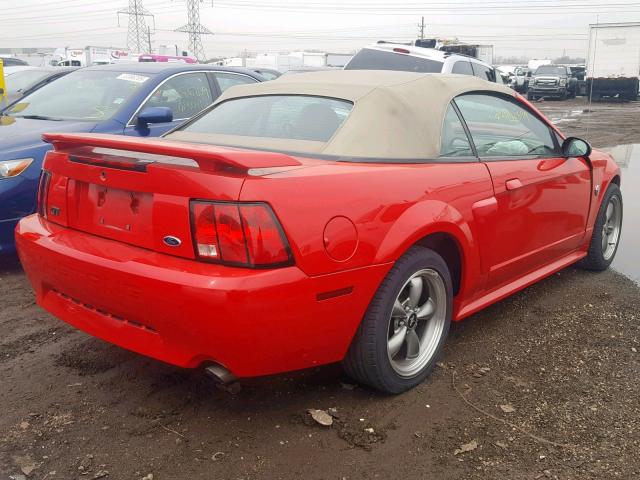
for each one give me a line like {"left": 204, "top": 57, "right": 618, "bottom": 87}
{"left": 586, "top": 22, "right": 640, "bottom": 100}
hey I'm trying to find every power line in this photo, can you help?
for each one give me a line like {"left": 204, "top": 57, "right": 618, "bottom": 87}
{"left": 175, "top": 0, "right": 213, "bottom": 60}
{"left": 117, "top": 0, "right": 155, "bottom": 52}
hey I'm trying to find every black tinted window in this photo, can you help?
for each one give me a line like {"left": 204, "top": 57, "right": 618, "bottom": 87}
{"left": 345, "top": 49, "right": 443, "bottom": 73}
{"left": 471, "top": 63, "right": 495, "bottom": 82}
{"left": 452, "top": 61, "right": 473, "bottom": 76}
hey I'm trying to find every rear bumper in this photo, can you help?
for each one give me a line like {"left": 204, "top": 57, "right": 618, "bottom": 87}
{"left": 16, "top": 215, "right": 391, "bottom": 377}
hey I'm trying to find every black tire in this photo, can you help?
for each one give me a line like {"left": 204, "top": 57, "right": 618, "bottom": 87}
{"left": 343, "top": 246, "right": 452, "bottom": 394}
{"left": 578, "top": 183, "right": 623, "bottom": 271}
{"left": 527, "top": 92, "right": 535, "bottom": 101}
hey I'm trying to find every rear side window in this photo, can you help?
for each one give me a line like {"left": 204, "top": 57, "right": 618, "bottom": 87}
{"left": 182, "top": 95, "right": 353, "bottom": 142}
{"left": 440, "top": 104, "right": 474, "bottom": 157}
{"left": 213, "top": 72, "right": 257, "bottom": 93}
{"left": 454, "top": 93, "right": 558, "bottom": 157}
{"left": 471, "top": 63, "right": 495, "bottom": 82}
{"left": 452, "top": 61, "right": 473, "bottom": 76}
{"left": 345, "top": 49, "right": 443, "bottom": 73}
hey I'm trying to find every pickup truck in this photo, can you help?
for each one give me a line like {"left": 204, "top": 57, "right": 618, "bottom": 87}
{"left": 527, "top": 65, "right": 577, "bottom": 100}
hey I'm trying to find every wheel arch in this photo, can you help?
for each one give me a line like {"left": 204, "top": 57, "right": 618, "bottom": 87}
{"left": 374, "top": 200, "right": 480, "bottom": 299}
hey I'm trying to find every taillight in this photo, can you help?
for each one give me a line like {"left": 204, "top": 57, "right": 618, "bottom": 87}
{"left": 37, "top": 170, "right": 52, "bottom": 218}
{"left": 190, "top": 201, "right": 293, "bottom": 268}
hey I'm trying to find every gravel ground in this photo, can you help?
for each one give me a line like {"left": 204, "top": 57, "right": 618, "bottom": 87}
{"left": 1, "top": 97, "right": 639, "bottom": 480}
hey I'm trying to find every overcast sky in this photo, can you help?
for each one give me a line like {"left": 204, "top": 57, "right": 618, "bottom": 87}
{"left": 1, "top": 0, "right": 639, "bottom": 60}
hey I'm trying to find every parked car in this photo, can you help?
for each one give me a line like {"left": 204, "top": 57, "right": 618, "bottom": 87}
{"left": 527, "top": 65, "right": 578, "bottom": 100}
{"left": 344, "top": 43, "right": 503, "bottom": 83}
{"left": 248, "top": 67, "right": 282, "bottom": 80}
{"left": 17, "top": 71, "right": 622, "bottom": 393}
{"left": 4, "top": 67, "right": 78, "bottom": 105}
{"left": 0, "top": 63, "right": 264, "bottom": 254}
{"left": 0, "top": 56, "right": 29, "bottom": 67}
{"left": 509, "top": 66, "right": 530, "bottom": 93}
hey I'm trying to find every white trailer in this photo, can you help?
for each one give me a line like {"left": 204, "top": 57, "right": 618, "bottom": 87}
{"left": 586, "top": 22, "right": 640, "bottom": 100}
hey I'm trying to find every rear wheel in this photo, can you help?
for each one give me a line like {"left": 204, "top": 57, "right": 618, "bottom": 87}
{"left": 343, "top": 246, "right": 452, "bottom": 394}
{"left": 578, "top": 183, "right": 623, "bottom": 271}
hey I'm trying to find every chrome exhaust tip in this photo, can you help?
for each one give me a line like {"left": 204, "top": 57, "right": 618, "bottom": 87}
{"left": 204, "top": 364, "right": 237, "bottom": 384}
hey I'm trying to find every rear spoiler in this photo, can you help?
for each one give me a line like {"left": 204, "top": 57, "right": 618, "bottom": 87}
{"left": 42, "top": 133, "right": 302, "bottom": 172}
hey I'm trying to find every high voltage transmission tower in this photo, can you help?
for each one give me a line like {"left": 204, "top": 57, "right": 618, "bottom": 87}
{"left": 118, "top": 0, "right": 155, "bottom": 53}
{"left": 175, "top": 0, "right": 213, "bottom": 61}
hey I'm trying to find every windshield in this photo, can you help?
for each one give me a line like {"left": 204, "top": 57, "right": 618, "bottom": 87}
{"left": 5, "top": 70, "right": 151, "bottom": 121}
{"left": 535, "top": 66, "right": 566, "bottom": 76}
{"left": 5, "top": 69, "right": 51, "bottom": 94}
{"left": 180, "top": 95, "right": 353, "bottom": 143}
{"left": 345, "top": 48, "right": 444, "bottom": 73}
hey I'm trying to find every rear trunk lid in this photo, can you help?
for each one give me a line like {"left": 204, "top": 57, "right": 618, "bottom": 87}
{"left": 40, "top": 133, "right": 301, "bottom": 260}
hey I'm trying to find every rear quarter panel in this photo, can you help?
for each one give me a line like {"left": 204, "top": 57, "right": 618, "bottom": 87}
{"left": 240, "top": 160, "right": 495, "bottom": 298}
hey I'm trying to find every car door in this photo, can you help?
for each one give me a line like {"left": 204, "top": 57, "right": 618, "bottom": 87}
{"left": 454, "top": 92, "right": 592, "bottom": 290}
{"left": 124, "top": 72, "right": 214, "bottom": 137}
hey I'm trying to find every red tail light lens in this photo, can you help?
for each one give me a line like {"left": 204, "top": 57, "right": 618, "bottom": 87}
{"left": 37, "top": 170, "right": 52, "bottom": 218}
{"left": 192, "top": 202, "right": 219, "bottom": 259}
{"left": 214, "top": 204, "right": 249, "bottom": 264}
{"left": 239, "top": 205, "right": 291, "bottom": 265}
{"left": 190, "top": 201, "right": 293, "bottom": 268}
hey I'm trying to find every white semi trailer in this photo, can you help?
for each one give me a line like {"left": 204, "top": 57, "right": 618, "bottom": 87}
{"left": 586, "top": 22, "right": 640, "bottom": 100}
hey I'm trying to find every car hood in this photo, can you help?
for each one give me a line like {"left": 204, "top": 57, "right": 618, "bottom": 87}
{"left": 0, "top": 115, "right": 98, "bottom": 158}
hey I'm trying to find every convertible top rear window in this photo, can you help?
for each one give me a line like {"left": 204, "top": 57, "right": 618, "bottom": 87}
{"left": 180, "top": 95, "right": 353, "bottom": 143}
{"left": 345, "top": 48, "right": 444, "bottom": 73}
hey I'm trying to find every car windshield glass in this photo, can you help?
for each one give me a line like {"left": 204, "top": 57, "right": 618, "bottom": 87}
{"left": 345, "top": 49, "right": 443, "bottom": 73}
{"left": 5, "top": 70, "right": 151, "bottom": 121}
{"left": 180, "top": 95, "right": 353, "bottom": 142}
{"left": 5, "top": 69, "right": 51, "bottom": 94}
{"left": 535, "top": 66, "right": 566, "bottom": 75}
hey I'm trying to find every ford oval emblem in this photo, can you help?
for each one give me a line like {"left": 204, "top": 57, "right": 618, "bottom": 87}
{"left": 163, "top": 235, "right": 182, "bottom": 247}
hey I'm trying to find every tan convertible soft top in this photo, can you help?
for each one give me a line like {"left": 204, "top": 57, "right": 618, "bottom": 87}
{"left": 168, "top": 70, "right": 517, "bottom": 160}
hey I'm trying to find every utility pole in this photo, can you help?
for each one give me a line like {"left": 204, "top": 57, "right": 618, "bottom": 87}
{"left": 418, "top": 16, "right": 426, "bottom": 40}
{"left": 118, "top": 0, "right": 155, "bottom": 53}
{"left": 176, "top": 0, "right": 213, "bottom": 61}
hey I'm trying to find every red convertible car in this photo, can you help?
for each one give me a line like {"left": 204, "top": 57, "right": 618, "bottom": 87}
{"left": 16, "top": 71, "right": 623, "bottom": 393}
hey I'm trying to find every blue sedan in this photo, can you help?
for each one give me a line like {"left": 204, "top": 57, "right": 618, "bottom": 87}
{"left": 0, "top": 63, "right": 264, "bottom": 254}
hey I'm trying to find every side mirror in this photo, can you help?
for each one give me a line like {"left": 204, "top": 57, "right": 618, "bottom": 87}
{"left": 136, "top": 107, "right": 173, "bottom": 127}
{"left": 562, "top": 137, "right": 592, "bottom": 158}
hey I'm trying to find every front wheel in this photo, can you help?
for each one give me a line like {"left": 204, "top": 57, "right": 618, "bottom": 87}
{"left": 578, "top": 183, "right": 623, "bottom": 271}
{"left": 343, "top": 246, "right": 452, "bottom": 394}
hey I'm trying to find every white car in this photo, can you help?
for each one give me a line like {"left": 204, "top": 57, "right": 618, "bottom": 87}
{"left": 345, "top": 43, "right": 502, "bottom": 84}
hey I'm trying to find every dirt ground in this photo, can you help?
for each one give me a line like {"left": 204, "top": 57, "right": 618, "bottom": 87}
{"left": 1, "top": 98, "right": 640, "bottom": 480}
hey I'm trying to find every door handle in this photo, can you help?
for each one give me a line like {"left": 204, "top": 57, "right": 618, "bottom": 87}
{"left": 505, "top": 178, "right": 524, "bottom": 191}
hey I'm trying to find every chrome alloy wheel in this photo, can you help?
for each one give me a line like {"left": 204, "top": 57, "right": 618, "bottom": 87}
{"left": 387, "top": 268, "right": 447, "bottom": 377}
{"left": 602, "top": 195, "right": 622, "bottom": 261}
